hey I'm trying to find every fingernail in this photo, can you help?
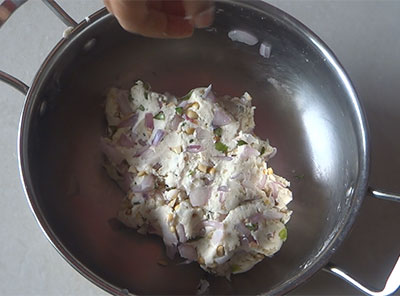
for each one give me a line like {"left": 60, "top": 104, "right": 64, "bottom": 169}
{"left": 193, "top": 6, "right": 215, "bottom": 29}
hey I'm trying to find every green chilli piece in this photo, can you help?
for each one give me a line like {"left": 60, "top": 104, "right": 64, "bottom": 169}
{"left": 154, "top": 111, "right": 165, "bottom": 120}
{"left": 215, "top": 141, "right": 228, "bottom": 153}
{"left": 180, "top": 89, "right": 193, "bottom": 101}
{"left": 138, "top": 104, "right": 145, "bottom": 111}
{"left": 279, "top": 227, "right": 287, "bottom": 241}
{"left": 175, "top": 107, "right": 183, "bottom": 115}
{"left": 260, "top": 146, "right": 266, "bottom": 155}
{"left": 237, "top": 140, "right": 248, "bottom": 146}
{"left": 213, "top": 127, "right": 222, "bottom": 137}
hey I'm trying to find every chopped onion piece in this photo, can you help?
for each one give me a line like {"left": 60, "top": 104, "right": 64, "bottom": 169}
{"left": 203, "top": 84, "right": 216, "bottom": 102}
{"left": 203, "top": 178, "right": 213, "bottom": 186}
{"left": 145, "top": 112, "right": 154, "bottom": 130}
{"left": 178, "top": 244, "right": 197, "bottom": 261}
{"left": 202, "top": 220, "right": 223, "bottom": 229}
{"left": 169, "top": 115, "right": 183, "bottom": 131}
{"left": 257, "top": 174, "right": 267, "bottom": 189}
{"left": 189, "top": 187, "right": 211, "bottom": 206}
{"left": 263, "top": 209, "right": 284, "bottom": 220}
{"left": 118, "top": 113, "right": 138, "bottom": 128}
{"left": 134, "top": 144, "right": 150, "bottom": 157}
{"left": 138, "top": 139, "right": 147, "bottom": 146}
{"left": 177, "top": 100, "right": 188, "bottom": 108}
{"left": 214, "top": 155, "right": 233, "bottom": 161}
{"left": 211, "top": 228, "right": 224, "bottom": 244}
{"left": 115, "top": 90, "right": 132, "bottom": 115}
{"left": 235, "top": 223, "right": 256, "bottom": 245}
{"left": 228, "top": 29, "right": 258, "bottom": 46}
{"left": 219, "top": 192, "right": 226, "bottom": 203}
{"left": 186, "top": 145, "right": 203, "bottom": 153}
{"left": 132, "top": 174, "right": 154, "bottom": 193}
{"left": 235, "top": 222, "right": 251, "bottom": 237}
{"left": 117, "top": 133, "right": 135, "bottom": 148}
{"left": 195, "top": 127, "right": 209, "bottom": 142}
{"left": 259, "top": 42, "right": 272, "bottom": 58}
{"left": 212, "top": 109, "right": 232, "bottom": 126}
{"left": 216, "top": 213, "right": 227, "bottom": 222}
{"left": 152, "top": 129, "right": 165, "bottom": 146}
{"left": 218, "top": 185, "right": 229, "bottom": 192}
{"left": 214, "top": 253, "right": 232, "bottom": 265}
{"left": 241, "top": 145, "right": 259, "bottom": 159}
{"left": 176, "top": 223, "right": 187, "bottom": 243}
{"left": 230, "top": 172, "right": 243, "bottom": 180}
{"left": 249, "top": 212, "right": 264, "bottom": 224}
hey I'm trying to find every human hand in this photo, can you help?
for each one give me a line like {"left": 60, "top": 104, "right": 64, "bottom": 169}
{"left": 104, "top": 0, "right": 215, "bottom": 38}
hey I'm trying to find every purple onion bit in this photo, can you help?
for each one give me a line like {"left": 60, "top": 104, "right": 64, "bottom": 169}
{"left": 203, "top": 84, "right": 216, "bottom": 103}
{"left": 118, "top": 113, "right": 138, "bottom": 128}
{"left": 145, "top": 112, "right": 154, "bottom": 130}
{"left": 212, "top": 109, "right": 232, "bottom": 127}
{"left": 152, "top": 129, "right": 165, "bottom": 146}
{"left": 186, "top": 145, "right": 203, "bottom": 153}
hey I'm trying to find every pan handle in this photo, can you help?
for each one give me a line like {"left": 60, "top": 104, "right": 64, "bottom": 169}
{"left": 0, "top": 70, "right": 29, "bottom": 94}
{"left": 323, "top": 256, "right": 400, "bottom": 296}
{"left": 0, "top": 0, "right": 77, "bottom": 28}
{"left": 0, "top": 0, "right": 77, "bottom": 93}
{"left": 323, "top": 187, "right": 400, "bottom": 295}
{"left": 368, "top": 187, "right": 400, "bottom": 202}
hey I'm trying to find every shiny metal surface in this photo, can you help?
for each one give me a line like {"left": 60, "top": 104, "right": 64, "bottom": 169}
{"left": 41, "top": 0, "right": 77, "bottom": 27}
{"left": 324, "top": 256, "right": 400, "bottom": 296}
{"left": 369, "top": 188, "right": 400, "bottom": 203}
{"left": 0, "top": 70, "right": 28, "bottom": 94}
{"left": 16, "top": 1, "right": 371, "bottom": 294}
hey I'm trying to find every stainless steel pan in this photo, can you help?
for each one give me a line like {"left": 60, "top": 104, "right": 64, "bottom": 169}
{"left": 1, "top": 0, "right": 399, "bottom": 295}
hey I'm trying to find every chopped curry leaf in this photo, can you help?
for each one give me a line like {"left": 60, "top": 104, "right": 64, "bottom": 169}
{"left": 213, "top": 127, "right": 222, "bottom": 137}
{"left": 175, "top": 107, "right": 183, "bottom": 115}
{"left": 237, "top": 140, "right": 248, "bottom": 146}
{"left": 154, "top": 111, "right": 165, "bottom": 120}
{"left": 138, "top": 104, "right": 145, "bottom": 111}
{"left": 215, "top": 142, "right": 228, "bottom": 153}
{"left": 260, "top": 146, "right": 266, "bottom": 155}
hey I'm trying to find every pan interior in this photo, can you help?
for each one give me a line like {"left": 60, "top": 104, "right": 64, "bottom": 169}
{"left": 22, "top": 2, "right": 365, "bottom": 295}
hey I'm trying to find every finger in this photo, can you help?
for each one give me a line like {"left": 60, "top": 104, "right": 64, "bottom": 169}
{"left": 104, "top": 0, "right": 193, "bottom": 38}
{"left": 183, "top": 0, "right": 215, "bottom": 28}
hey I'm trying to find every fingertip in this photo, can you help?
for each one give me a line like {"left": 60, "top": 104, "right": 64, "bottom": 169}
{"left": 193, "top": 5, "right": 215, "bottom": 29}
{"left": 183, "top": 0, "right": 215, "bottom": 29}
{"left": 165, "top": 16, "right": 194, "bottom": 38}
